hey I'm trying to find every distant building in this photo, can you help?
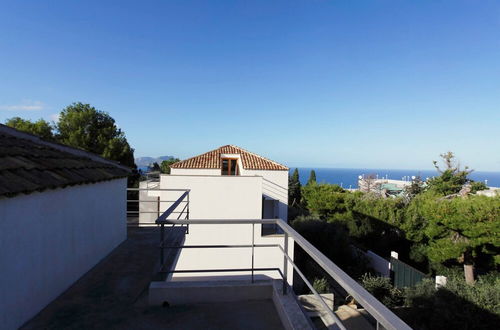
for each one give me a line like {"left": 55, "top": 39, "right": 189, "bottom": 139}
{"left": 0, "top": 124, "right": 130, "bottom": 330}
{"left": 476, "top": 187, "right": 500, "bottom": 197}
{"left": 358, "top": 176, "right": 412, "bottom": 197}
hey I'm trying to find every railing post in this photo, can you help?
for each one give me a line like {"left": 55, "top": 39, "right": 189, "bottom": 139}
{"left": 157, "top": 196, "right": 160, "bottom": 219}
{"left": 160, "top": 223, "right": 165, "bottom": 268}
{"left": 186, "top": 192, "right": 190, "bottom": 234}
{"left": 251, "top": 223, "right": 255, "bottom": 283}
{"left": 283, "top": 231, "right": 288, "bottom": 294}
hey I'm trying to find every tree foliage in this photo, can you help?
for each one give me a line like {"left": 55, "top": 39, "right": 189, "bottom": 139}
{"left": 295, "top": 153, "right": 499, "bottom": 282}
{"left": 362, "top": 273, "right": 500, "bottom": 329}
{"left": 302, "top": 183, "right": 346, "bottom": 219}
{"left": 420, "top": 195, "right": 500, "bottom": 282}
{"left": 307, "top": 170, "right": 317, "bottom": 185}
{"left": 57, "top": 103, "right": 135, "bottom": 167}
{"left": 148, "top": 162, "right": 161, "bottom": 172}
{"left": 5, "top": 102, "right": 137, "bottom": 185}
{"left": 5, "top": 117, "right": 55, "bottom": 141}
{"left": 427, "top": 151, "right": 486, "bottom": 196}
{"left": 404, "top": 176, "right": 425, "bottom": 199}
{"left": 160, "top": 158, "right": 180, "bottom": 174}
{"left": 288, "top": 168, "right": 302, "bottom": 206}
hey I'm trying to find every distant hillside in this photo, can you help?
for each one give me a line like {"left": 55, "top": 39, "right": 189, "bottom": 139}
{"left": 135, "top": 155, "right": 174, "bottom": 167}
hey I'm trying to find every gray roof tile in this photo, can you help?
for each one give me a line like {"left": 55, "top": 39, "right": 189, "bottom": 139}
{"left": 0, "top": 128, "right": 130, "bottom": 198}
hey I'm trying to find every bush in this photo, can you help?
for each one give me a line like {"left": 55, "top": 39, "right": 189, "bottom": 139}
{"left": 312, "top": 278, "right": 329, "bottom": 294}
{"left": 401, "top": 273, "right": 500, "bottom": 330}
{"left": 292, "top": 216, "right": 351, "bottom": 267}
{"left": 292, "top": 216, "right": 373, "bottom": 282}
{"left": 360, "top": 274, "right": 403, "bottom": 308}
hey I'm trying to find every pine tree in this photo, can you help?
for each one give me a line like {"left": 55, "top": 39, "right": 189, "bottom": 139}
{"left": 289, "top": 168, "right": 302, "bottom": 206}
{"left": 307, "top": 170, "right": 317, "bottom": 185}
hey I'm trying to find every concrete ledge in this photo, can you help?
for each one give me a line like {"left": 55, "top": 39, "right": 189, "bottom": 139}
{"left": 149, "top": 280, "right": 273, "bottom": 305}
{"left": 272, "top": 281, "right": 313, "bottom": 330}
{"left": 298, "top": 293, "right": 334, "bottom": 317}
{"left": 149, "top": 279, "right": 313, "bottom": 330}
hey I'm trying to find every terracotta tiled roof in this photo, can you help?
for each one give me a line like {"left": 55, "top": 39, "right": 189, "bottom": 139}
{"left": 170, "top": 145, "right": 288, "bottom": 171}
{"left": 0, "top": 125, "right": 131, "bottom": 198}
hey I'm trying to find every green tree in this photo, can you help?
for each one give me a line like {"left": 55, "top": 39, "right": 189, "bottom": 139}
{"left": 427, "top": 152, "right": 472, "bottom": 196}
{"left": 302, "top": 183, "right": 346, "bottom": 219}
{"left": 288, "top": 168, "right": 302, "bottom": 206}
{"left": 57, "top": 102, "right": 135, "bottom": 167}
{"left": 5, "top": 117, "right": 55, "bottom": 140}
{"left": 307, "top": 170, "right": 317, "bottom": 185}
{"left": 404, "top": 176, "right": 425, "bottom": 199}
{"left": 470, "top": 181, "right": 488, "bottom": 193}
{"left": 421, "top": 195, "right": 500, "bottom": 284}
{"left": 148, "top": 162, "right": 161, "bottom": 172}
{"left": 160, "top": 158, "right": 180, "bottom": 174}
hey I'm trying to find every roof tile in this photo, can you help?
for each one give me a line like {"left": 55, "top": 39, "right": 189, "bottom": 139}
{"left": 170, "top": 145, "right": 288, "bottom": 171}
{"left": 0, "top": 129, "right": 130, "bottom": 198}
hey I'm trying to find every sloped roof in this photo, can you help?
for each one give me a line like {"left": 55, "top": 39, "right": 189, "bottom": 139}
{"left": 170, "top": 145, "right": 288, "bottom": 171}
{"left": 0, "top": 124, "right": 131, "bottom": 198}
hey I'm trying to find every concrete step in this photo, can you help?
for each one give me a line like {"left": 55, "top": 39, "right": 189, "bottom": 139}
{"left": 334, "top": 305, "right": 374, "bottom": 330}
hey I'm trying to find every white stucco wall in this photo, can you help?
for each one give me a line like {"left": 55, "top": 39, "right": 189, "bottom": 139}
{"left": 169, "top": 167, "right": 288, "bottom": 221}
{"left": 0, "top": 179, "right": 127, "bottom": 330}
{"left": 154, "top": 174, "right": 292, "bottom": 283}
{"left": 170, "top": 168, "right": 221, "bottom": 176}
{"left": 137, "top": 165, "right": 291, "bottom": 284}
{"left": 160, "top": 174, "right": 263, "bottom": 219}
{"left": 139, "top": 181, "right": 162, "bottom": 223}
{"left": 242, "top": 169, "right": 288, "bottom": 221}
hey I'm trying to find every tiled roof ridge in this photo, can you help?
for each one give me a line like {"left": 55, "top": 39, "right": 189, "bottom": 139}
{"left": 169, "top": 148, "right": 217, "bottom": 169}
{"left": 224, "top": 145, "right": 288, "bottom": 170}
{"left": 170, "top": 145, "right": 288, "bottom": 171}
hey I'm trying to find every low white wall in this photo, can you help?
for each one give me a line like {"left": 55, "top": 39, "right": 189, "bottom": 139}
{"left": 139, "top": 181, "right": 162, "bottom": 223}
{"left": 352, "top": 246, "right": 390, "bottom": 278}
{"left": 366, "top": 250, "right": 391, "bottom": 278}
{"left": 0, "top": 179, "right": 127, "bottom": 330}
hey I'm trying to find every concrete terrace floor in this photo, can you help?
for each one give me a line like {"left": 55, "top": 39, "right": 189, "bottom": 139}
{"left": 22, "top": 227, "right": 284, "bottom": 330}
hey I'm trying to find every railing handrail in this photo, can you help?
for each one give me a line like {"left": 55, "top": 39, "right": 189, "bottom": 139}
{"left": 127, "top": 188, "right": 191, "bottom": 191}
{"left": 161, "top": 174, "right": 264, "bottom": 178}
{"left": 160, "top": 217, "right": 411, "bottom": 330}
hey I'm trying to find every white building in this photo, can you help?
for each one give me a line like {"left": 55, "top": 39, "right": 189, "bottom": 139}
{"left": 138, "top": 145, "right": 291, "bottom": 282}
{"left": 0, "top": 124, "right": 130, "bottom": 330}
{"left": 139, "top": 145, "right": 289, "bottom": 223}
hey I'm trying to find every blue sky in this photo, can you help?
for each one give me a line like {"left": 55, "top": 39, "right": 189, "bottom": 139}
{"left": 1, "top": 1, "right": 499, "bottom": 171}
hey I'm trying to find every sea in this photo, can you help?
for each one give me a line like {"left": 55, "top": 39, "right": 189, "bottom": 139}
{"left": 139, "top": 165, "right": 500, "bottom": 189}
{"left": 294, "top": 168, "right": 500, "bottom": 189}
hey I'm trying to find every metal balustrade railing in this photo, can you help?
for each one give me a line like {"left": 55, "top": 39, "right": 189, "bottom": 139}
{"left": 154, "top": 213, "right": 411, "bottom": 329}
{"left": 126, "top": 187, "right": 190, "bottom": 226}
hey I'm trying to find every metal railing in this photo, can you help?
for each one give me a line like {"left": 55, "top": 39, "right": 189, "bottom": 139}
{"left": 155, "top": 217, "right": 411, "bottom": 330}
{"left": 126, "top": 187, "right": 190, "bottom": 226}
